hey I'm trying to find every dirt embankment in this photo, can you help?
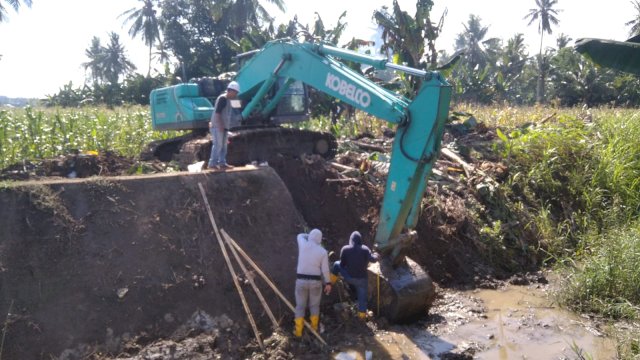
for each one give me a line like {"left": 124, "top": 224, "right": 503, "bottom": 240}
{"left": 0, "top": 168, "right": 307, "bottom": 359}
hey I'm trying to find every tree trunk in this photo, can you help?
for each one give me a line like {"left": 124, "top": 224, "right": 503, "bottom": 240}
{"left": 148, "top": 44, "right": 152, "bottom": 77}
{"left": 536, "top": 71, "right": 544, "bottom": 104}
{"left": 536, "top": 33, "right": 545, "bottom": 104}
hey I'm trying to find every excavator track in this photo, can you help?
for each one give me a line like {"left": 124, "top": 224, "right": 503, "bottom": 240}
{"left": 140, "top": 127, "right": 337, "bottom": 168}
{"left": 227, "top": 127, "right": 337, "bottom": 165}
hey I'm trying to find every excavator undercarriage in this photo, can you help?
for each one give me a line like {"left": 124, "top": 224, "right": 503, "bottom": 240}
{"left": 140, "top": 127, "right": 337, "bottom": 169}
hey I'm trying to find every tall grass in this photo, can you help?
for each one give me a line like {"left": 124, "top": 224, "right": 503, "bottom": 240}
{"left": 491, "top": 107, "right": 640, "bottom": 359}
{"left": 559, "top": 225, "right": 640, "bottom": 319}
{"left": 0, "top": 106, "right": 180, "bottom": 169}
{"left": 590, "top": 111, "right": 640, "bottom": 217}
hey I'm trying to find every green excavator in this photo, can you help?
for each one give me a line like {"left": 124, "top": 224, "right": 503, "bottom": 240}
{"left": 149, "top": 38, "right": 451, "bottom": 322}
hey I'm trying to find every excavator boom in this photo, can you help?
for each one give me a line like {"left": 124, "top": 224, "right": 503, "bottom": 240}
{"left": 236, "top": 40, "right": 451, "bottom": 258}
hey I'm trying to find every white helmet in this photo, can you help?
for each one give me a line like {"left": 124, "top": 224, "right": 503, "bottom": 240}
{"left": 227, "top": 81, "right": 240, "bottom": 93}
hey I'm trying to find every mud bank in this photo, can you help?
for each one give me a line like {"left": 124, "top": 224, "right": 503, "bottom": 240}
{"left": 0, "top": 167, "right": 304, "bottom": 359}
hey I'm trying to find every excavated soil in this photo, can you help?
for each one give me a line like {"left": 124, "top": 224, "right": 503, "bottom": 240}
{"left": 0, "top": 124, "right": 550, "bottom": 359}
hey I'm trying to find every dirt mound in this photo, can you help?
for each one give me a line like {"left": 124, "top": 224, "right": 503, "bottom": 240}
{"left": 0, "top": 151, "right": 140, "bottom": 180}
{"left": 0, "top": 168, "right": 305, "bottom": 359}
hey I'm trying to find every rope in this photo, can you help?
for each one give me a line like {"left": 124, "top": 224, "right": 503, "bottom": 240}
{"left": 377, "top": 272, "right": 380, "bottom": 315}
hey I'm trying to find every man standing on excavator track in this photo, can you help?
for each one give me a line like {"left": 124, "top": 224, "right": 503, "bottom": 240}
{"left": 207, "top": 81, "right": 240, "bottom": 170}
{"left": 294, "top": 228, "right": 332, "bottom": 338}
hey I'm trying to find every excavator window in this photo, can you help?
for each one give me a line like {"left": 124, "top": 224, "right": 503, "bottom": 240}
{"left": 271, "top": 79, "right": 309, "bottom": 124}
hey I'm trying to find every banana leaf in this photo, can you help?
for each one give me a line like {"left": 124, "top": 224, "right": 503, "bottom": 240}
{"left": 575, "top": 38, "right": 640, "bottom": 75}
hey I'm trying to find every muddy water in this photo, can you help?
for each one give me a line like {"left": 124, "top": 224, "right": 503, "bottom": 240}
{"left": 335, "top": 285, "right": 617, "bottom": 359}
{"left": 461, "top": 287, "right": 615, "bottom": 359}
{"left": 422, "top": 286, "right": 617, "bottom": 359}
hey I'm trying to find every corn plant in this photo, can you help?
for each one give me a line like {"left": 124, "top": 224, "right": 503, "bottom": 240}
{"left": 0, "top": 106, "right": 181, "bottom": 169}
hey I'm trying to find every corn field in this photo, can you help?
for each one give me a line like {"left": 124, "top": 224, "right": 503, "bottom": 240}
{"left": 0, "top": 106, "right": 179, "bottom": 169}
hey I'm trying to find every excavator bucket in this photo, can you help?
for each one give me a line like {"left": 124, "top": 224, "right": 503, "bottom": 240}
{"left": 367, "top": 257, "right": 436, "bottom": 322}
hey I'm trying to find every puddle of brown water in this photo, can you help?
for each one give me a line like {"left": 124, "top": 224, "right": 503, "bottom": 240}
{"left": 417, "top": 286, "right": 617, "bottom": 359}
{"left": 334, "top": 285, "right": 617, "bottom": 359}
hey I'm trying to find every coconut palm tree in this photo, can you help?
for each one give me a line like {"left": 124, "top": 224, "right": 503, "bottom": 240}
{"left": 454, "top": 14, "right": 499, "bottom": 69}
{"left": 103, "top": 32, "right": 137, "bottom": 86}
{"left": 452, "top": 14, "right": 501, "bottom": 103}
{"left": 524, "top": 0, "right": 561, "bottom": 103}
{"left": 120, "top": 0, "right": 162, "bottom": 76}
{"left": 494, "top": 34, "right": 529, "bottom": 103}
{"left": 219, "top": 0, "right": 286, "bottom": 39}
{"left": 556, "top": 33, "right": 572, "bottom": 48}
{"left": 82, "top": 36, "right": 106, "bottom": 84}
{"left": 625, "top": 0, "right": 640, "bottom": 37}
{"left": 0, "top": 0, "right": 31, "bottom": 23}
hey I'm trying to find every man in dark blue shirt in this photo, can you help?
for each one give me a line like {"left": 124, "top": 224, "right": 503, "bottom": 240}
{"left": 330, "top": 231, "right": 379, "bottom": 319}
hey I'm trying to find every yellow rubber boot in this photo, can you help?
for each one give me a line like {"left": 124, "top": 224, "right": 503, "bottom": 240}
{"left": 358, "top": 311, "right": 367, "bottom": 320}
{"left": 310, "top": 315, "right": 320, "bottom": 331}
{"left": 294, "top": 317, "right": 304, "bottom": 337}
{"left": 329, "top": 273, "right": 339, "bottom": 285}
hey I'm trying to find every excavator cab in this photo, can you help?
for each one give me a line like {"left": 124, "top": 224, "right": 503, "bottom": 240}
{"left": 271, "top": 79, "right": 309, "bottom": 124}
{"left": 149, "top": 47, "right": 313, "bottom": 132}
{"left": 150, "top": 83, "right": 214, "bottom": 131}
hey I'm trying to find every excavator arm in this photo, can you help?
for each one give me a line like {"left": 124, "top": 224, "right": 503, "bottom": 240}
{"left": 235, "top": 40, "right": 451, "bottom": 263}
{"left": 234, "top": 39, "right": 451, "bottom": 321}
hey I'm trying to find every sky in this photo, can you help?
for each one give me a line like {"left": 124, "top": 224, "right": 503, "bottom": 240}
{"left": 0, "top": 0, "right": 635, "bottom": 99}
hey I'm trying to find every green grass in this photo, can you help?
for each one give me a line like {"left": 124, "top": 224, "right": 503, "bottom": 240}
{"left": 558, "top": 225, "right": 640, "bottom": 319}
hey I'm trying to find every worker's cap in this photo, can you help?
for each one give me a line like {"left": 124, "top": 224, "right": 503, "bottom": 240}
{"left": 227, "top": 81, "right": 240, "bottom": 93}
